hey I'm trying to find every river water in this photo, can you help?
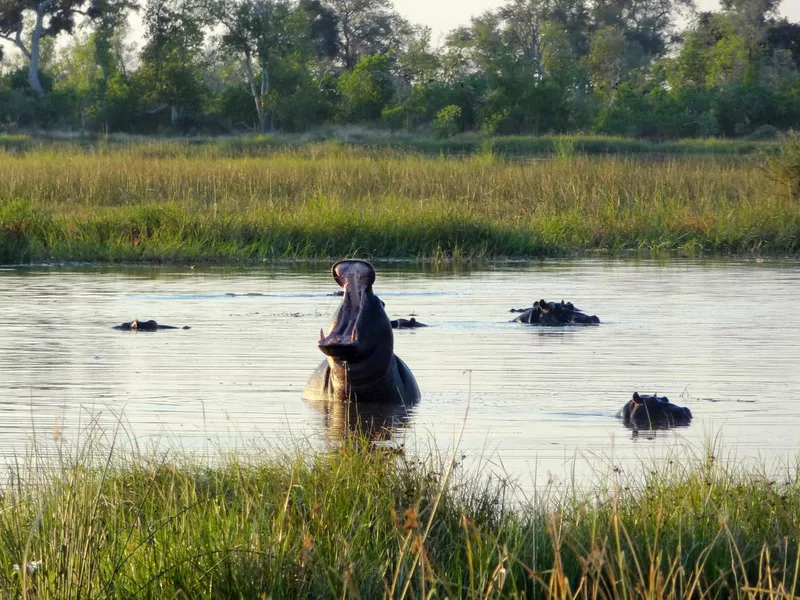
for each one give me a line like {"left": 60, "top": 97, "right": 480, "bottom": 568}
{"left": 1, "top": 259, "right": 798, "bottom": 491}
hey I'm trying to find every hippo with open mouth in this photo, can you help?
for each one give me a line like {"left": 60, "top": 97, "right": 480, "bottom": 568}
{"left": 617, "top": 392, "right": 693, "bottom": 429}
{"left": 512, "top": 299, "right": 599, "bottom": 326}
{"left": 112, "top": 320, "right": 190, "bottom": 331}
{"left": 303, "top": 260, "right": 420, "bottom": 404}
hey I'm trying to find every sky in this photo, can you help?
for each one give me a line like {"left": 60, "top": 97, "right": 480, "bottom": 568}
{"left": 1, "top": 0, "right": 799, "bottom": 59}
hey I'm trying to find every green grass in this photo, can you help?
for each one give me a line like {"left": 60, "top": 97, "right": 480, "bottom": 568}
{"left": 2, "top": 431, "right": 799, "bottom": 599}
{"left": 1, "top": 138, "right": 798, "bottom": 264}
{"left": 0, "top": 131, "right": 781, "bottom": 158}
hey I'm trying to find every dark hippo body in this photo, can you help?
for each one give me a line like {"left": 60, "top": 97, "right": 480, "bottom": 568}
{"left": 390, "top": 317, "right": 427, "bottom": 329}
{"left": 617, "top": 392, "right": 693, "bottom": 429}
{"left": 113, "top": 320, "right": 190, "bottom": 331}
{"left": 303, "top": 260, "right": 420, "bottom": 404}
{"left": 512, "top": 299, "right": 599, "bottom": 326}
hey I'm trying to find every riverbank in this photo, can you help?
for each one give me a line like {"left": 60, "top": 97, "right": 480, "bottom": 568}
{"left": 1, "top": 437, "right": 798, "bottom": 598}
{"left": 1, "top": 140, "right": 797, "bottom": 264}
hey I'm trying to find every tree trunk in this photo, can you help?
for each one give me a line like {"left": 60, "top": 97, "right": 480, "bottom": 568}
{"left": 27, "top": 2, "right": 48, "bottom": 96}
{"left": 243, "top": 58, "right": 268, "bottom": 133}
{"left": 260, "top": 65, "right": 272, "bottom": 133}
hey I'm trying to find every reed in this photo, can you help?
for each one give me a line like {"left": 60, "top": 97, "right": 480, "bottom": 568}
{"left": 1, "top": 140, "right": 797, "bottom": 263}
{"left": 0, "top": 431, "right": 798, "bottom": 599}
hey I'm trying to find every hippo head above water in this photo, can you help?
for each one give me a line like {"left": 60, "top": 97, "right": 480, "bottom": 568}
{"left": 317, "top": 260, "right": 394, "bottom": 364}
{"left": 303, "top": 260, "right": 420, "bottom": 404}
{"left": 513, "top": 299, "right": 600, "bottom": 326}
{"left": 617, "top": 392, "right": 693, "bottom": 430}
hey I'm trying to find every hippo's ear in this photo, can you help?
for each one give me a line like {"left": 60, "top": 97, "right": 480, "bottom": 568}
{"left": 632, "top": 392, "right": 642, "bottom": 404}
{"left": 539, "top": 299, "right": 549, "bottom": 312}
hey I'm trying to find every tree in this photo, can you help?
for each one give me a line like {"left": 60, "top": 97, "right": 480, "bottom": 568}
{"left": 0, "top": 0, "right": 121, "bottom": 95}
{"left": 206, "top": 0, "right": 302, "bottom": 131}
{"left": 137, "top": 0, "right": 207, "bottom": 124}
{"left": 499, "top": 0, "right": 548, "bottom": 78}
{"left": 299, "top": 0, "right": 338, "bottom": 60}
{"left": 338, "top": 51, "right": 393, "bottom": 120}
{"left": 586, "top": 24, "right": 626, "bottom": 90}
{"left": 322, "top": 0, "right": 397, "bottom": 69}
{"left": 393, "top": 24, "right": 439, "bottom": 84}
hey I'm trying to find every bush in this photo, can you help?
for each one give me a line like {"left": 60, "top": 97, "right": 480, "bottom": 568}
{"left": 766, "top": 130, "right": 800, "bottom": 200}
{"left": 432, "top": 105, "right": 461, "bottom": 138}
{"left": 381, "top": 105, "right": 407, "bottom": 131}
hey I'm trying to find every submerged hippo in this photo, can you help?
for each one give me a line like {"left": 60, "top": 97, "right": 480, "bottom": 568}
{"left": 617, "top": 392, "right": 693, "bottom": 429}
{"left": 512, "top": 299, "right": 599, "bottom": 326}
{"left": 391, "top": 317, "right": 427, "bottom": 329}
{"left": 303, "top": 260, "right": 420, "bottom": 404}
{"left": 112, "top": 320, "right": 190, "bottom": 331}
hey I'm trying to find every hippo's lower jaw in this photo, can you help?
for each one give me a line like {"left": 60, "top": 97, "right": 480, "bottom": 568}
{"left": 318, "top": 340, "right": 361, "bottom": 362}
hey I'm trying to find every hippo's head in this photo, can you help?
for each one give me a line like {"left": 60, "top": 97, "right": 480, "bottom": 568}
{"left": 618, "top": 392, "right": 693, "bottom": 430}
{"left": 318, "top": 260, "right": 394, "bottom": 368}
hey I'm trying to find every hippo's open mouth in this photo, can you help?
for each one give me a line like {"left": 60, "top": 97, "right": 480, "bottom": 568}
{"left": 318, "top": 260, "right": 378, "bottom": 361}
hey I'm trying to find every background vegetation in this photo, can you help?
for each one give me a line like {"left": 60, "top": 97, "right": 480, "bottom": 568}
{"left": 1, "top": 137, "right": 798, "bottom": 263}
{"left": 0, "top": 0, "right": 799, "bottom": 139}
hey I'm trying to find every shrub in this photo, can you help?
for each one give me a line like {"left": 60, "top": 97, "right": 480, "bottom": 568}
{"left": 765, "top": 130, "right": 800, "bottom": 200}
{"left": 432, "top": 105, "right": 461, "bottom": 139}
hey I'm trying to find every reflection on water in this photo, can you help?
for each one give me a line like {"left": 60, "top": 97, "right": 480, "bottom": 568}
{"left": 305, "top": 399, "right": 417, "bottom": 443}
{"left": 1, "top": 259, "right": 799, "bottom": 490}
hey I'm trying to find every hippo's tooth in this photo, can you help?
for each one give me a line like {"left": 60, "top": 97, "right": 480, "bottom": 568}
{"left": 350, "top": 327, "right": 357, "bottom": 342}
{"left": 319, "top": 328, "right": 325, "bottom": 341}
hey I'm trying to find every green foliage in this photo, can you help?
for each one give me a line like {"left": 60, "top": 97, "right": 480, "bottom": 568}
{"left": 432, "top": 104, "right": 461, "bottom": 138}
{"left": 765, "top": 130, "right": 800, "bottom": 200}
{"left": 0, "top": 0, "right": 798, "bottom": 138}
{"left": 380, "top": 105, "right": 406, "bottom": 131}
{"left": 338, "top": 53, "right": 394, "bottom": 121}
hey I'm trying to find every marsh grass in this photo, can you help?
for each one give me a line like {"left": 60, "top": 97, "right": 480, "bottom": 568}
{"left": 0, "top": 139, "right": 798, "bottom": 263}
{"left": 1, "top": 426, "right": 799, "bottom": 599}
{"left": 0, "top": 132, "right": 780, "bottom": 158}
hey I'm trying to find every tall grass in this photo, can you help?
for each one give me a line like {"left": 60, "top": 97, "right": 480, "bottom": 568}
{"left": 1, "top": 141, "right": 798, "bottom": 263}
{"left": 1, "top": 430, "right": 799, "bottom": 599}
{"left": 0, "top": 132, "right": 780, "bottom": 158}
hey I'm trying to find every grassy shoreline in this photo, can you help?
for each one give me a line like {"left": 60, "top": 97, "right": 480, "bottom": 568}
{"left": 1, "top": 140, "right": 798, "bottom": 264}
{"left": 2, "top": 436, "right": 799, "bottom": 599}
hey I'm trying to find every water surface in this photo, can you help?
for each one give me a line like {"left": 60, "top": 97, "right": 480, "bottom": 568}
{"left": 1, "top": 260, "right": 798, "bottom": 489}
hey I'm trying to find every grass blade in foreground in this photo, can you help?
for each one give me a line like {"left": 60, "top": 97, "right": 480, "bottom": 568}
{"left": 0, "top": 434, "right": 798, "bottom": 598}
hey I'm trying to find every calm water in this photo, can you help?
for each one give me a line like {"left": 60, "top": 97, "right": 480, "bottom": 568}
{"left": 1, "top": 259, "right": 799, "bottom": 490}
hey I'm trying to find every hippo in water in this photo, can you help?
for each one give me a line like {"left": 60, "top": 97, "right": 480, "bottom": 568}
{"left": 112, "top": 320, "right": 190, "bottom": 331}
{"left": 617, "top": 392, "right": 692, "bottom": 429}
{"left": 512, "top": 299, "right": 599, "bottom": 326}
{"left": 303, "top": 260, "right": 420, "bottom": 404}
{"left": 391, "top": 317, "right": 427, "bottom": 329}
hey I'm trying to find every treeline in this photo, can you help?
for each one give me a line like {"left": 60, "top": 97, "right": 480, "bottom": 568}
{"left": 1, "top": 0, "right": 799, "bottom": 138}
